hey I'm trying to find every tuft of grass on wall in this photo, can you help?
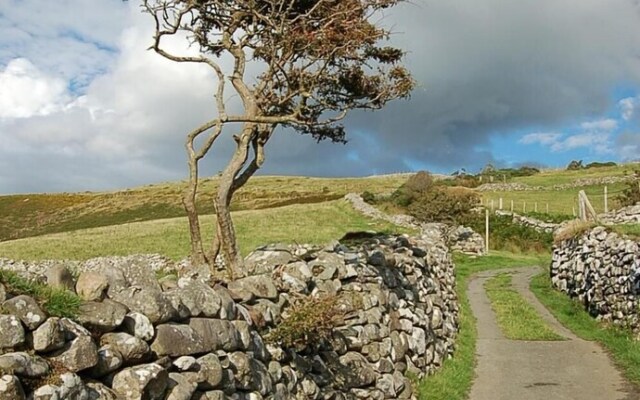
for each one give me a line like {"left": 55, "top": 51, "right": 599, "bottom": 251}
{"left": 0, "top": 270, "right": 81, "bottom": 319}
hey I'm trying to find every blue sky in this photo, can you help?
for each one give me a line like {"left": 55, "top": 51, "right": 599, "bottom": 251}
{"left": 1, "top": 0, "right": 640, "bottom": 194}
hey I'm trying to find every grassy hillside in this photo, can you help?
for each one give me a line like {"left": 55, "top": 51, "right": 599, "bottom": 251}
{"left": 480, "top": 183, "right": 627, "bottom": 216}
{"left": 480, "top": 163, "right": 639, "bottom": 216}
{"left": 0, "top": 175, "right": 409, "bottom": 243}
{"left": 0, "top": 200, "right": 411, "bottom": 261}
{"left": 512, "top": 163, "right": 638, "bottom": 187}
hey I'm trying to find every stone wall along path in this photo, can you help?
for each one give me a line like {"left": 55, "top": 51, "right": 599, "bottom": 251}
{"left": 468, "top": 267, "right": 637, "bottom": 400}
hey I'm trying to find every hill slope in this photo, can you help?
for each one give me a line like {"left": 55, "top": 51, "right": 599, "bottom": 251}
{"left": 0, "top": 175, "right": 410, "bottom": 242}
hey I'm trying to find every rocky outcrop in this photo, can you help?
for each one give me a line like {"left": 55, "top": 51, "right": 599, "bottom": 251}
{"left": 598, "top": 204, "right": 640, "bottom": 225}
{"left": 550, "top": 226, "right": 640, "bottom": 333}
{"left": 0, "top": 234, "right": 459, "bottom": 399}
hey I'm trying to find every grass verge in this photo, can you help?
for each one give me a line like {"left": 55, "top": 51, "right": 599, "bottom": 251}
{"left": 0, "top": 270, "right": 81, "bottom": 318}
{"left": 417, "top": 251, "right": 550, "bottom": 400}
{"left": 530, "top": 271, "right": 640, "bottom": 385}
{"left": 484, "top": 273, "right": 563, "bottom": 341}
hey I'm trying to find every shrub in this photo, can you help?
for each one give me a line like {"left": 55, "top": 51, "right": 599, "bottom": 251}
{"left": 267, "top": 294, "right": 348, "bottom": 351}
{"left": 461, "top": 213, "right": 553, "bottom": 253}
{"left": 390, "top": 171, "right": 435, "bottom": 207}
{"left": 361, "top": 191, "right": 376, "bottom": 204}
{"left": 616, "top": 171, "right": 640, "bottom": 207}
{"left": 407, "top": 187, "right": 479, "bottom": 224}
{"left": 585, "top": 161, "right": 617, "bottom": 169}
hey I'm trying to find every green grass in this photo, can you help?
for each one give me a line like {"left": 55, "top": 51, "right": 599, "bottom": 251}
{"left": 484, "top": 273, "right": 563, "bottom": 341}
{"left": 611, "top": 224, "right": 640, "bottom": 239}
{"left": 0, "top": 200, "right": 411, "bottom": 261}
{"left": 0, "top": 175, "right": 410, "bottom": 243}
{"left": 0, "top": 270, "right": 81, "bottom": 319}
{"left": 481, "top": 183, "right": 627, "bottom": 216}
{"left": 417, "top": 251, "right": 550, "bottom": 400}
{"left": 531, "top": 271, "right": 640, "bottom": 385}
{"left": 511, "top": 163, "right": 638, "bottom": 187}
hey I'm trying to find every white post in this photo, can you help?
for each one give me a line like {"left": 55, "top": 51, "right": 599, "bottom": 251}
{"left": 485, "top": 209, "right": 490, "bottom": 254}
{"left": 604, "top": 186, "right": 608, "bottom": 213}
{"left": 499, "top": 197, "right": 503, "bottom": 210}
{"left": 546, "top": 203, "right": 549, "bottom": 214}
{"left": 511, "top": 200, "right": 514, "bottom": 212}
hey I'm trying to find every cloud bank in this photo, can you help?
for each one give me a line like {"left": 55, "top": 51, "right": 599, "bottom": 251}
{"left": 2, "top": 0, "right": 640, "bottom": 193}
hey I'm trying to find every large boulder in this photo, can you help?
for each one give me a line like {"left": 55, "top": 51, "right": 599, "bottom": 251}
{"left": 0, "top": 375, "right": 25, "bottom": 400}
{"left": 32, "top": 317, "right": 65, "bottom": 353}
{"left": 44, "top": 264, "right": 76, "bottom": 292}
{"left": 110, "top": 288, "right": 176, "bottom": 325}
{"left": 0, "top": 315, "right": 25, "bottom": 349}
{"left": 111, "top": 363, "right": 168, "bottom": 400}
{"left": 151, "top": 324, "right": 207, "bottom": 357}
{"left": 0, "top": 352, "right": 50, "bottom": 378}
{"left": 2, "top": 295, "right": 47, "bottom": 330}
{"left": 188, "top": 319, "right": 242, "bottom": 352}
{"left": 75, "top": 271, "right": 109, "bottom": 301}
{"left": 88, "top": 345, "right": 124, "bottom": 378}
{"left": 100, "top": 332, "right": 150, "bottom": 364}
{"left": 76, "top": 300, "right": 128, "bottom": 332}
{"left": 52, "top": 335, "right": 99, "bottom": 372}
{"left": 122, "top": 312, "right": 154, "bottom": 341}
{"left": 227, "top": 275, "right": 278, "bottom": 300}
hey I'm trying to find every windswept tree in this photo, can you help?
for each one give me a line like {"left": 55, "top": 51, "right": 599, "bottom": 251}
{"left": 142, "top": 0, "right": 414, "bottom": 277}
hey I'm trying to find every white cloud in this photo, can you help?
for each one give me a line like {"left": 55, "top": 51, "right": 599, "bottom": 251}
{"left": 619, "top": 97, "right": 639, "bottom": 121}
{"left": 519, "top": 132, "right": 561, "bottom": 145}
{"left": 519, "top": 119, "right": 617, "bottom": 154}
{"left": 551, "top": 132, "right": 612, "bottom": 153}
{"left": 0, "top": 58, "right": 70, "bottom": 118}
{"left": 580, "top": 118, "right": 618, "bottom": 132}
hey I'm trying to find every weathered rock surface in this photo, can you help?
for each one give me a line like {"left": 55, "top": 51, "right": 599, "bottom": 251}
{"left": 76, "top": 299, "right": 128, "bottom": 332}
{"left": 32, "top": 317, "right": 65, "bottom": 353}
{"left": 0, "top": 374, "right": 25, "bottom": 400}
{"left": 112, "top": 363, "right": 168, "bottom": 400}
{"left": 2, "top": 295, "right": 47, "bottom": 330}
{"left": 551, "top": 226, "right": 640, "bottom": 333}
{"left": 0, "top": 315, "right": 25, "bottom": 349}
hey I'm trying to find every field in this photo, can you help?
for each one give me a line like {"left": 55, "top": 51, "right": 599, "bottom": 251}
{"left": 479, "top": 163, "right": 639, "bottom": 216}
{"left": 480, "top": 183, "right": 627, "bottom": 217}
{"left": 0, "top": 200, "right": 410, "bottom": 261}
{"left": 0, "top": 174, "right": 409, "bottom": 242}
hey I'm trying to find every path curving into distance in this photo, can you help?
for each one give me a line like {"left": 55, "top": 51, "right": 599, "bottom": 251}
{"left": 468, "top": 267, "right": 638, "bottom": 400}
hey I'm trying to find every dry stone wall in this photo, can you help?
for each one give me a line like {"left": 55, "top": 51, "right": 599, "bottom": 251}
{"left": 550, "top": 226, "right": 640, "bottom": 332}
{"left": 477, "top": 175, "right": 635, "bottom": 192}
{"left": 344, "top": 194, "right": 485, "bottom": 255}
{"left": 598, "top": 204, "right": 640, "bottom": 225}
{"left": 495, "top": 211, "right": 559, "bottom": 233}
{"left": 0, "top": 234, "right": 458, "bottom": 400}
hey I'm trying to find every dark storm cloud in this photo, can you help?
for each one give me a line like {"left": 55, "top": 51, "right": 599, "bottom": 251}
{"left": 3, "top": 0, "right": 640, "bottom": 193}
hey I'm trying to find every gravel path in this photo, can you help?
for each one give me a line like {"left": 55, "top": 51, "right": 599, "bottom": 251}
{"left": 468, "top": 267, "right": 638, "bottom": 400}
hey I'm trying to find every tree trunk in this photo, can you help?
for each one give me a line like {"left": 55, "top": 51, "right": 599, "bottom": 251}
{"left": 183, "top": 154, "right": 208, "bottom": 266}
{"left": 211, "top": 126, "right": 255, "bottom": 278}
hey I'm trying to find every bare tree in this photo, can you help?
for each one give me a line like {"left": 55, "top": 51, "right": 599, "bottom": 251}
{"left": 142, "top": 0, "right": 414, "bottom": 278}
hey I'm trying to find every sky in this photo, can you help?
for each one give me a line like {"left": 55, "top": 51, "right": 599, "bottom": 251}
{"left": 1, "top": 0, "right": 640, "bottom": 194}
